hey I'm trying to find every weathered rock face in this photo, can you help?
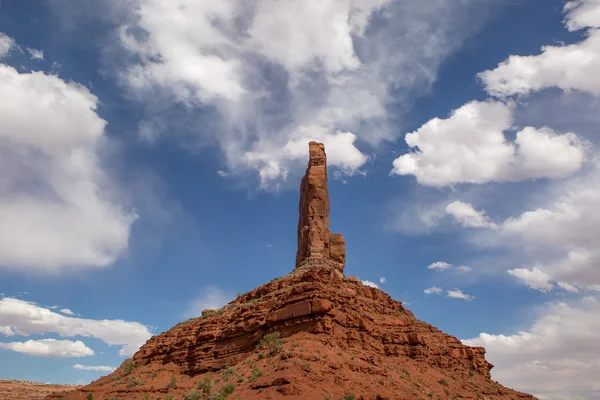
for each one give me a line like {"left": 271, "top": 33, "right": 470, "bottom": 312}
{"left": 296, "top": 142, "right": 345, "bottom": 274}
{"left": 47, "top": 269, "right": 535, "bottom": 400}
{"left": 46, "top": 141, "right": 535, "bottom": 400}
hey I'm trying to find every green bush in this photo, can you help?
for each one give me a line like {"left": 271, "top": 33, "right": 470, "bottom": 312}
{"left": 87, "top": 393, "right": 93, "bottom": 400}
{"left": 222, "top": 366, "right": 234, "bottom": 381}
{"left": 167, "top": 373, "right": 176, "bottom": 390}
{"left": 219, "top": 383, "right": 235, "bottom": 396}
{"left": 123, "top": 359, "right": 136, "bottom": 375}
{"left": 197, "top": 375, "right": 213, "bottom": 395}
{"left": 183, "top": 389, "right": 201, "bottom": 400}
{"left": 260, "top": 332, "right": 284, "bottom": 357}
{"left": 250, "top": 367, "right": 263, "bottom": 382}
{"left": 439, "top": 378, "right": 449, "bottom": 386}
{"left": 341, "top": 394, "right": 355, "bottom": 400}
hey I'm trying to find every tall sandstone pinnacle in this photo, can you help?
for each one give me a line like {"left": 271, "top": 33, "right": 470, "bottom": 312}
{"left": 45, "top": 141, "right": 536, "bottom": 400}
{"left": 296, "top": 142, "right": 346, "bottom": 273}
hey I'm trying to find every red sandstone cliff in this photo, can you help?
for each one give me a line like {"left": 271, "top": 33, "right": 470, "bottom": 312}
{"left": 46, "top": 142, "right": 535, "bottom": 400}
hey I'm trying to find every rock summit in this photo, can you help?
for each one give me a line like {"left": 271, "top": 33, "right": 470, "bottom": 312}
{"left": 46, "top": 142, "right": 535, "bottom": 400}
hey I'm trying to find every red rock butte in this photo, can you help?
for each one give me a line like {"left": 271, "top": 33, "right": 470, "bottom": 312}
{"left": 45, "top": 142, "right": 536, "bottom": 400}
{"left": 296, "top": 141, "right": 346, "bottom": 273}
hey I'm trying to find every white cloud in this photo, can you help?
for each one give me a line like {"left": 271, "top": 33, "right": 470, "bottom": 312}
{"left": 361, "top": 280, "right": 379, "bottom": 289}
{"left": 26, "top": 48, "right": 44, "bottom": 60}
{"left": 564, "top": 0, "right": 600, "bottom": 30}
{"left": 457, "top": 265, "right": 472, "bottom": 273}
{"left": 60, "top": 309, "right": 75, "bottom": 316}
{"left": 508, "top": 267, "right": 554, "bottom": 293}
{"left": 448, "top": 173, "right": 600, "bottom": 292}
{"left": 0, "top": 62, "right": 136, "bottom": 271}
{"left": 446, "top": 201, "right": 497, "bottom": 229}
{"left": 379, "top": 277, "right": 387, "bottom": 284}
{"left": 391, "top": 101, "right": 585, "bottom": 187}
{"left": 427, "top": 261, "right": 452, "bottom": 271}
{"left": 107, "top": 0, "right": 507, "bottom": 187}
{"left": 0, "top": 339, "right": 94, "bottom": 359}
{"left": 480, "top": 1, "right": 600, "bottom": 98}
{"left": 0, "top": 33, "right": 14, "bottom": 58}
{"left": 185, "top": 287, "right": 233, "bottom": 318}
{"left": 424, "top": 286, "right": 443, "bottom": 295}
{"left": 217, "top": 170, "right": 228, "bottom": 178}
{"left": 73, "top": 364, "right": 116, "bottom": 372}
{"left": 0, "top": 298, "right": 152, "bottom": 356}
{"left": 446, "top": 289, "right": 475, "bottom": 301}
{"left": 463, "top": 296, "right": 600, "bottom": 400}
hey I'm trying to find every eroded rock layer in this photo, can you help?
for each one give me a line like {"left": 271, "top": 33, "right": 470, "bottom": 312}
{"left": 47, "top": 269, "right": 535, "bottom": 400}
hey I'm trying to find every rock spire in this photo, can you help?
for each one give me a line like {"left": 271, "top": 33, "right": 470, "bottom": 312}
{"left": 295, "top": 142, "right": 345, "bottom": 273}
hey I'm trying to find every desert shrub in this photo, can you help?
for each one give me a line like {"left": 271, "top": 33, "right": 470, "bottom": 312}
{"left": 250, "top": 367, "right": 263, "bottom": 382}
{"left": 222, "top": 366, "right": 234, "bottom": 381}
{"left": 183, "top": 389, "right": 201, "bottom": 400}
{"left": 197, "top": 375, "right": 213, "bottom": 395}
{"left": 219, "top": 383, "right": 235, "bottom": 396}
{"left": 439, "top": 378, "right": 449, "bottom": 386}
{"left": 87, "top": 393, "right": 93, "bottom": 400}
{"left": 123, "top": 359, "right": 136, "bottom": 375}
{"left": 341, "top": 394, "right": 355, "bottom": 400}
{"left": 469, "top": 370, "right": 475, "bottom": 377}
{"left": 167, "top": 373, "right": 176, "bottom": 390}
{"left": 260, "top": 331, "right": 284, "bottom": 357}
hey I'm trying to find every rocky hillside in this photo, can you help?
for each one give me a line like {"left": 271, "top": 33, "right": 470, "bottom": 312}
{"left": 45, "top": 142, "right": 536, "bottom": 400}
{"left": 0, "top": 379, "right": 80, "bottom": 400}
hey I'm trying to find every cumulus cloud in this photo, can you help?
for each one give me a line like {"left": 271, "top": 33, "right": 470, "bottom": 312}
{"left": 361, "top": 280, "right": 379, "bottom": 288}
{"left": 73, "top": 364, "right": 116, "bottom": 372}
{"left": 446, "top": 289, "right": 475, "bottom": 301}
{"left": 100, "top": 0, "right": 509, "bottom": 187}
{"left": 0, "top": 33, "right": 14, "bottom": 58}
{"left": 463, "top": 296, "right": 600, "bottom": 400}
{"left": 0, "top": 298, "right": 152, "bottom": 356}
{"left": 445, "top": 201, "right": 497, "bottom": 229}
{"left": 456, "top": 265, "right": 472, "bottom": 273}
{"left": 507, "top": 267, "right": 554, "bottom": 293}
{"left": 0, "top": 59, "right": 136, "bottom": 271}
{"left": 391, "top": 101, "right": 585, "bottom": 187}
{"left": 480, "top": 0, "right": 600, "bottom": 98}
{"left": 427, "top": 261, "right": 452, "bottom": 271}
{"left": 185, "top": 287, "right": 233, "bottom": 318}
{"left": 424, "top": 286, "right": 443, "bottom": 295}
{"left": 447, "top": 171, "right": 600, "bottom": 292}
{"left": 60, "top": 309, "right": 75, "bottom": 316}
{"left": 379, "top": 277, "right": 387, "bottom": 284}
{"left": 0, "top": 339, "right": 94, "bottom": 359}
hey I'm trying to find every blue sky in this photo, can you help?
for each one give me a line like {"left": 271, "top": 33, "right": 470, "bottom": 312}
{"left": 0, "top": 0, "right": 599, "bottom": 398}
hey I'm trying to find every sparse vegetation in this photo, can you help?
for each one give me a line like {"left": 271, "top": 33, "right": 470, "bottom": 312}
{"left": 341, "top": 394, "right": 355, "bottom": 400}
{"left": 222, "top": 366, "right": 234, "bottom": 381}
{"left": 123, "top": 359, "right": 136, "bottom": 375}
{"left": 128, "top": 377, "right": 138, "bottom": 388}
{"left": 439, "top": 378, "right": 449, "bottom": 386}
{"left": 220, "top": 383, "right": 235, "bottom": 396}
{"left": 167, "top": 373, "right": 176, "bottom": 391}
{"left": 250, "top": 367, "right": 263, "bottom": 382}
{"left": 183, "top": 389, "right": 201, "bottom": 400}
{"left": 260, "top": 331, "right": 284, "bottom": 357}
{"left": 469, "top": 370, "right": 475, "bottom": 377}
{"left": 87, "top": 393, "right": 93, "bottom": 400}
{"left": 198, "top": 375, "right": 213, "bottom": 395}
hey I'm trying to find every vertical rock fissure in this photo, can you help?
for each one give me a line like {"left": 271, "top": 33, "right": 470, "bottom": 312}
{"left": 295, "top": 142, "right": 345, "bottom": 273}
